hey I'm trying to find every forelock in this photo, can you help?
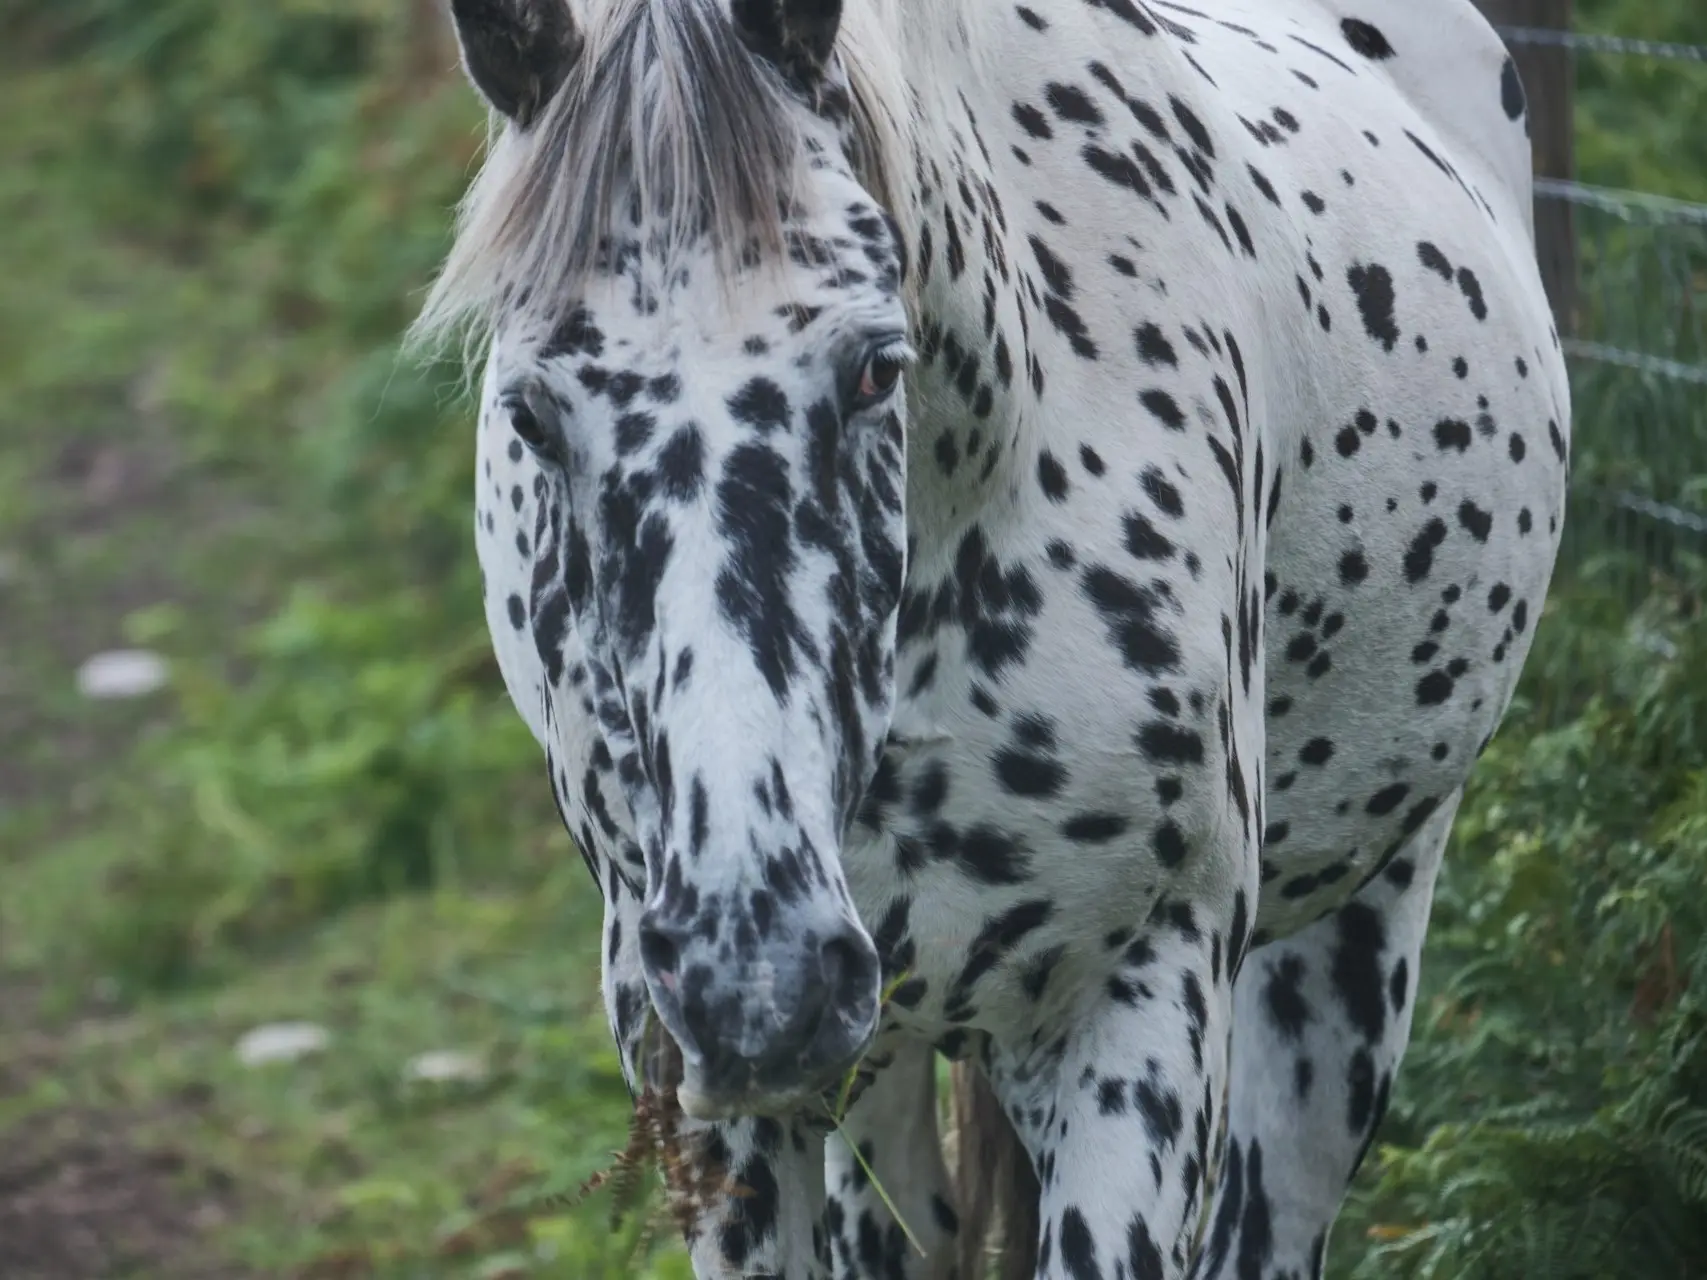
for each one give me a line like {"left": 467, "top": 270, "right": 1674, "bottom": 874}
{"left": 411, "top": 0, "right": 809, "bottom": 354}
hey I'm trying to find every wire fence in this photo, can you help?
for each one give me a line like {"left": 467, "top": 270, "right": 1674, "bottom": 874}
{"left": 1492, "top": 24, "right": 1707, "bottom": 602}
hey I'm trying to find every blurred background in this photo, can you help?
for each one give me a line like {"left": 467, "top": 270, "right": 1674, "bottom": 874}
{"left": 0, "top": 1, "right": 1704, "bottom": 1277}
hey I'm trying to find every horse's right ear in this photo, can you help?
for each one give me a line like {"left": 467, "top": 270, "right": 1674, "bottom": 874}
{"left": 448, "top": 0, "right": 581, "bottom": 128}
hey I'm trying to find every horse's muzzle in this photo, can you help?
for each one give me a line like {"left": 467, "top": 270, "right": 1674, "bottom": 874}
{"left": 637, "top": 908, "right": 881, "bottom": 1118}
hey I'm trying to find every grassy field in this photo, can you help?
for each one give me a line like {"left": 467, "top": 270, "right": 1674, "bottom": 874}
{"left": 0, "top": 9, "right": 682, "bottom": 1276}
{"left": 1, "top": 2, "right": 1704, "bottom": 1278}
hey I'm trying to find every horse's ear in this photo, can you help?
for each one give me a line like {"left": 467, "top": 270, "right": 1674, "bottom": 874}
{"left": 731, "top": 0, "right": 844, "bottom": 89}
{"left": 448, "top": 0, "right": 581, "bottom": 128}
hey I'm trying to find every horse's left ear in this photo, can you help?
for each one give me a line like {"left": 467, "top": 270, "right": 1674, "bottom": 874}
{"left": 731, "top": 0, "right": 844, "bottom": 89}
{"left": 448, "top": 0, "right": 581, "bottom": 128}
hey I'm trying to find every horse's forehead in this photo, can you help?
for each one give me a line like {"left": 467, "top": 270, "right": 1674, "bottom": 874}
{"left": 545, "top": 255, "right": 893, "bottom": 379}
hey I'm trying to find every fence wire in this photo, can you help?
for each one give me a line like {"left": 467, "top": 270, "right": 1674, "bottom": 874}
{"left": 1490, "top": 23, "right": 1707, "bottom": 602}
{"left": 1496, "top": 25, "right": 1707, "bottom": 63}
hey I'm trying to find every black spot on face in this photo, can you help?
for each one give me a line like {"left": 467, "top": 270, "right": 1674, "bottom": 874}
{"left": 714, "top": 444, "right": 801, "bottom": 698}
{"left": 657, "top": 424, "right": 706, "bottom": 501}
{"left": 728, "top": 377, "right": 791, "bottom": 433}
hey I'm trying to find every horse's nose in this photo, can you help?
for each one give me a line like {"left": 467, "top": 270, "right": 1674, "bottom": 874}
{"left": 637, "top": 908, "right": 881, "bottom": 1113}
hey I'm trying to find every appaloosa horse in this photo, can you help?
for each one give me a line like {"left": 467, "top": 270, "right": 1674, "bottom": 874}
{"left": 411, "top": 0, "right": 1569, "bottom": 1275}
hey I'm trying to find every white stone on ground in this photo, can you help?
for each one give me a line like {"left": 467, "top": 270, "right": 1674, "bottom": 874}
{"left": 403, "top": 1048, "right": 487, "bottom": 1084}
{"left": 235, "top": 1022, "right": 329, "bottom": 1066}
{"left": 76, "top": 648, "right": 169, "bottom": 700}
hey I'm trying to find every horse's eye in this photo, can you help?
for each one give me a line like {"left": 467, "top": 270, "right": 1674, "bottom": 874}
{"left": 853, "top": 347, "right": 908, "bottom": 410}
{"left": 504, "top": 394, "right": 560, "bottom": 463}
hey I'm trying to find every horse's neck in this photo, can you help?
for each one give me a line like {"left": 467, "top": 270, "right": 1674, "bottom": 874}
{"left": 895, "top": 72, "right": 1039, "bottom": 572}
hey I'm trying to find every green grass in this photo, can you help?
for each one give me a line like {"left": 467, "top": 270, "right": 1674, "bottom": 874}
{"left": 0, "top": 13, "right": 693, "bottom": 1276}
{"left": 4, "top": 859, "right": 687, "bottom": 1277}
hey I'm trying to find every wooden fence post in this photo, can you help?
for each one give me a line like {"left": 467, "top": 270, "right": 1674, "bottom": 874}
{"left": 1472, "top": 0, "right": 1578, "bottom": 336}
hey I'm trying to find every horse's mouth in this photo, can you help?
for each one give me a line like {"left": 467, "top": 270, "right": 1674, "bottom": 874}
{"left": 641, "top": 1008, "right": 858, "bottom": 1122}
{"left": 674, "top": 1075, "right": 826, "bottom": 1122}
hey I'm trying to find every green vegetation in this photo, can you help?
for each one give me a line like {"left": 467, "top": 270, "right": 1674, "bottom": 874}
{"left": 0, "top": 1, "right": 1702, "bottom": 1277}
{"left": 1334, "top": 6, "right": 1707, "bottom": 1274}
{"left": 1330, "top": 568, "right": 1707, "bottom": 1278}
{"left": 1, "top": 4, "right": 675, "bottom": 1275}
{"left": 1574, "top": 1, "right": 1707, "bottom": 203}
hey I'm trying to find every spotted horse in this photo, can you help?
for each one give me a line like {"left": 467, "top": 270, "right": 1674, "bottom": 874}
{"left": 411, "top": 0, "right": 1569, "bottom": 1274}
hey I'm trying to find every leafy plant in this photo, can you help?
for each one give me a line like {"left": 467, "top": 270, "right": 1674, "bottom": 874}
{"left": 1338, "top": 567, "right": 1707, "bottom": 1278}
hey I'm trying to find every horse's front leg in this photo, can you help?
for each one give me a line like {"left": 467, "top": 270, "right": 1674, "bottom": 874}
{"left": 600, "top": 865, "right": 832, "bottom": 1279}
{"left": 677, "top": 1113, "right": 831, "bottom": 1278}
{"left": 824, "top": 1039, "right": 961, "bottom": 1279}
{"left": 985, "top": 891, "right": 1244, "bottom": 1280}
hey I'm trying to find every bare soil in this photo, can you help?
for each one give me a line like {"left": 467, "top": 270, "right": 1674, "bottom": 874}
{"left": 0, "top": 1105, "right": 244, "bottom": 1280}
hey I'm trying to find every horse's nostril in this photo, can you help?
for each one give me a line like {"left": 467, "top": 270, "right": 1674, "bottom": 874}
{"left": 638, "top": 919, "right": 681, "bottom": 984}
{"left": 819, "top": 935, "right": 852, "bottom": 991}
{"left": 820, "top": 931, "right": 879, "bottom": 1018}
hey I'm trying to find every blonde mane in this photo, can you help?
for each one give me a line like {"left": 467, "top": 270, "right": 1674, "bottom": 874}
{"left": 406, "top": 0, "right": 947, "bottom": 359}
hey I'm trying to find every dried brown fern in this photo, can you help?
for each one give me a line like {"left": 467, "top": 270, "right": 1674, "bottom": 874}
{"left": 552, "top": 984, "right": 927, "bottom": 1264}
{"left": 539, "top": 1011, "right": 750, "bottom": 1255}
